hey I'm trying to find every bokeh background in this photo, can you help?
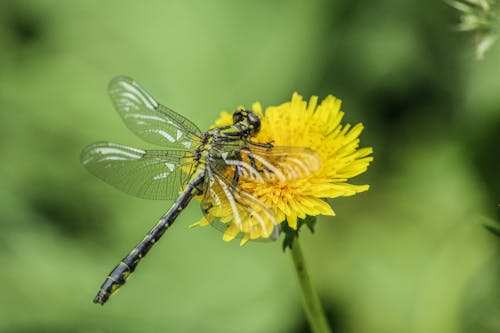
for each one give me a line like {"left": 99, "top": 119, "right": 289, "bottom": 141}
{"left": 0, "top": 1, "right": 498, "bottom": 332}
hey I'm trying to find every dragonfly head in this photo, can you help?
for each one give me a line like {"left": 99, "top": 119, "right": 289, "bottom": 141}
{"left": 232, "top": 109, "right": 261, "bottom": 135}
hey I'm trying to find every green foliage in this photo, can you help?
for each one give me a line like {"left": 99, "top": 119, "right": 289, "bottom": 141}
{"left": 282, "top": 216, "right": 317, "bottom": 251}
{"left": 483, "top": 221, "right": 500, "bottom": 238}
{"left": 447, "top": 0, "right": 500, "bottom": 58}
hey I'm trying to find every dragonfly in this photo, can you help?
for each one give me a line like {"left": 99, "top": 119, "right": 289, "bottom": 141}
{"left": 81, "top": 76, "right": 321, "bottom": 305}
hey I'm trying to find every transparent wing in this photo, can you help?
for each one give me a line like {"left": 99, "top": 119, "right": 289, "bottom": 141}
{"left": 81, "top": 142, "right": 195, "bottom": 200}
{"left": 215, "top": 142, "right": 322, "bottom": 183}
{"left": 197, "top": 142, "right": 320, "bottom": 243}
{"left": 108, "top": 76, "right": 203, "bottom": 149}
{"left": 200, "top": 167, "right": 280, "bottom": 244}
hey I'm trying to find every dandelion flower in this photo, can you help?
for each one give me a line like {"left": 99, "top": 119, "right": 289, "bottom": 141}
{"left": 191, "top": 92, "right": 373, "bottom": 244}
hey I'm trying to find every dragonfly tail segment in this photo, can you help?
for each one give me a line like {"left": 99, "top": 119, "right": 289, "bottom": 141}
{"left": 93, "top": 172, "right": 205, "bottom": 305}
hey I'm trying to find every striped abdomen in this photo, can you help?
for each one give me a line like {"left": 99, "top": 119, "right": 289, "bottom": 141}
{"left": 93, "top": 172, "right": 204, "bottom": 305}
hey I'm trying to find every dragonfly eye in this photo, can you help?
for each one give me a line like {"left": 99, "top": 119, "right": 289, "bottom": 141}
{"left": 232, "top": 109, "right": 245, "bottom": 123}
{"left": 247, "top": 111, "right": 261, "bottom": 133}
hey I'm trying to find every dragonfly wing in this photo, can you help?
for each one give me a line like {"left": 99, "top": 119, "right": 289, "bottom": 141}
{"left": 198, "top": 143, "right": 320, "bottom": 243}
{"left": 108, "top": 76, "right": 203, "bottom": 149}
{"left": 200, "top": 167, "right": 280, "bottom": 243}
{"left": 81, "top": 142, "right": 194, "bottom": 200}
{"left": 215, "top": 142, "right": 322, "bottom": 183}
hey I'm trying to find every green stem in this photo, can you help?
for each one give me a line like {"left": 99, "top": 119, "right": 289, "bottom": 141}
{"left": 289, "top": 237, "right": 332, "bottom": 333}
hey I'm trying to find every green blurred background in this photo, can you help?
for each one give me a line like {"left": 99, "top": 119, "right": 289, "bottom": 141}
{"left": 0, "top": 1, "right": 498, "bottom": 332}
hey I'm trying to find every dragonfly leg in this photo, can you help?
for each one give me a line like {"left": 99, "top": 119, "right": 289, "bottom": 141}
{"left": 242, "top": 146, "right": 271, "bottom": 174}
{"left": 249, "top": 141, "right": 274, "bottom": 148}
{"left": 230, "top": 151, "right": 242, "bottom": 191}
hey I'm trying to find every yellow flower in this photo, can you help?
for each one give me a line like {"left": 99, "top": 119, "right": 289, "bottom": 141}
{"left": 192, "top": 92, "right": 373, "bottom": 245}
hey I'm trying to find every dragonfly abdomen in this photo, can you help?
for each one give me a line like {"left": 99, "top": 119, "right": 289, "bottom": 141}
{"left": 93, "top": 262, "right": 131, "bottom": 304}
{"left": 93, "top": 171, "right": 205, "bottom": 305}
